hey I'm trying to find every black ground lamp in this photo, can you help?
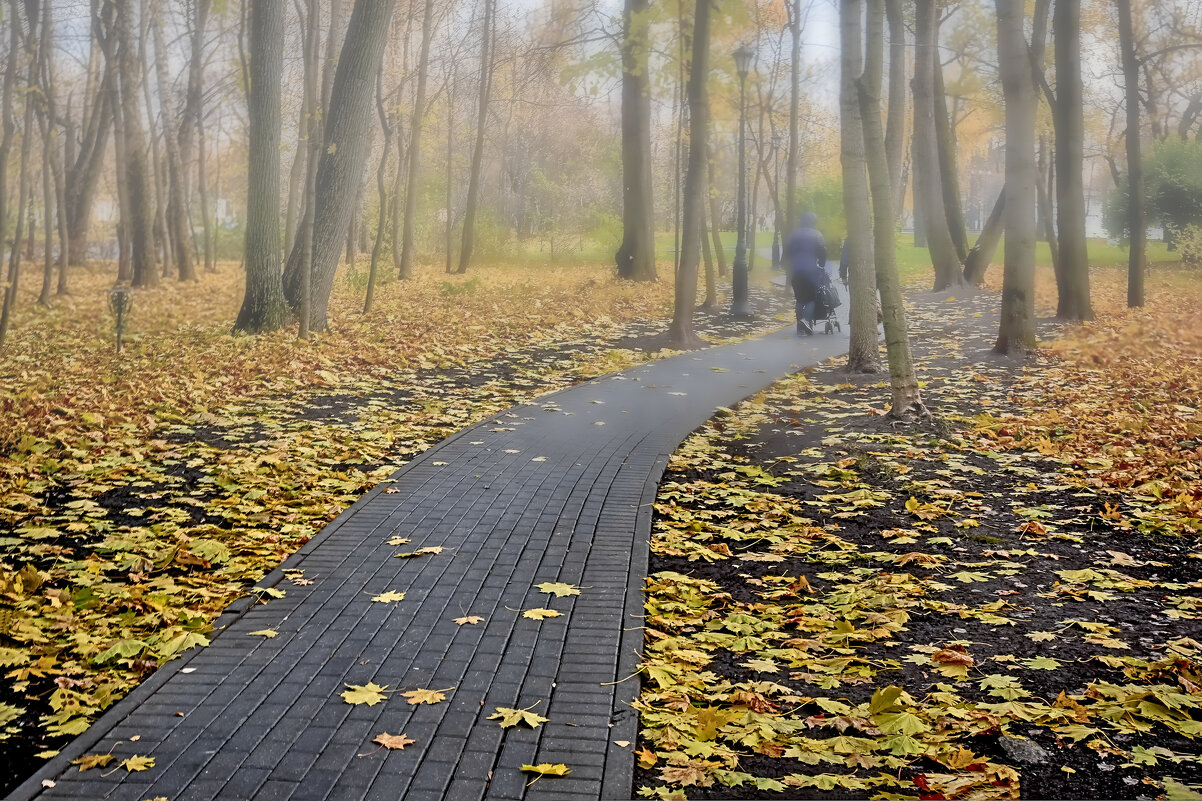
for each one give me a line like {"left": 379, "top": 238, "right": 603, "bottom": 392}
{"left": 729, "top": 43, "right": 756, "bottom": 319}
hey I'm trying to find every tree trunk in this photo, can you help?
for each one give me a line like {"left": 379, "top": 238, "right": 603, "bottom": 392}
{"left": 398, "top": 0, "right": 435, "bottom": 279}
{"left": 114, "top": 0, "right": 158, "bottom": 287}
{"left": 152, "top": 3, "right": 195, "bottom": 281}
{"left": 1, "top": 0, "right": 38, "bottom": 347}
{"left": 1118, "top": 0, "right": 1144, "bottom": 307}
{"left": 841, "top": 0, "right": 880, "bottom": 374}
{"left": 885, "top": 0, "right": 906, "bottom": 217}
{"left": 934, "top": 57, "right": 968, "bottom": 262}
{"left": 706, "top": 140, "right": 727, "bottom": 278}
{"left": 1054, "top": 0, "right": 1092, "bottom": 320}
{"left": 234, "top": 0, "right": 290, "bottom": 334}
{"left": 912, "top": 0, "right": 963, "bottom": 290}
{"left": 615, "top": 0, "right": 656, "bottom": 281}
{"left": 0, "top": 0, "right": 17, "bottom": 344}
{"left": 667, "top": 0, "right": 709, "bottom": 349}
{"left": 65, "top": 16, "right": 113, "bottom": 268}
{"left": 701, "top": 196, "right": 716, "bottom": 309}
{"left": 181, "top": 0, "right": 213, "bottom": 273}
{"left": 1037, "top": 136, "right": 1060, "bottom": 271}
{"left": 455, "top": 0, "right": 495, "bottom": 275}
{"left": 963, "top": 188, "right": 1004, "bottom": 285}
{"left": 281, "top": 0, "right": 399, "bottom": 330}
{"left": 138, "top": 1, "right": 170, "bottom": 277}
{"left": 786, "top": 0, "right": 801, "bottom": 229}
{"left": 285, "top": 15, "right": 310, "bottom": 261}
{"left": 364, "top": 57, "right": 390, "bottom": 314}
{"left": 298, "top": 0, "right": 320, "bottom": 339}
{"left": 37, "top": 0, "right": 62, "bottom": 305}
{"left": 995, "top": 0, "right": 1038, "bottom": 354}
{"left": 859, "top": 0, "right": 928, "bottom": 420}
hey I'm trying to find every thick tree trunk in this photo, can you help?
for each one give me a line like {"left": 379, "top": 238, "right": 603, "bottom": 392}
{"left": 1037, "top": 136, "right": 1060, "bottom": 271}
{"left": 298, "top": 0, "right": 319, "bottom": 340}
{"left": 152, "top": 4, "right": 195, "bottom": 281}
{"left": 885, "top": 0, "right": 906, "bottom": 217}
{"left": 455, "top": 0, "right": 495, "bottom": 275}
{"left": 963, "top": 188, "right": 1004, "bottom": 285}
{"left": 615, "top": 0, "right": 656, "bottom": 281}
{"left": 934, "top": 58, "right": 968, "bottom": 262}
{"left": 667, "top": 0, "right": 709, "bottom": 349}
{"left": 1054, "top": 0, "right": 1092, "bottom": 320}
{"left": 398, "top": 0, "right": 435, "bottom": 279}
{"left": 234, "top": 0, "right": 290, "bottom": 334}
{"left": 786, "top": 0, "right": 801, "bottom": 229}
{"left": 912, "top": 0, "right": 963, "bottom": 290}
{"left": 0, "top": 1, "right": 17, "bottom": 345}
{"left": 281, "top": 0, "right": 399, "bottom": 330}
{"left": 66, "top": 64, "right": 113, "bottom": 267}
{"left": 114, "top": 0, "right": 158, "bottom": 286}
{"left": 841, "top": 0, "right": 880, "bottom": 374}
{"left": 37, "top": 0, "right": 64, "bottom": 304}
{"left": 995, "top": 0, "right": 1038, "bottom": 354}
{"left": 859, "top": 0, "right": 928, "bottom": 420}
{"left": 1118, "top": 0, "right": 1144, "bottom": 308}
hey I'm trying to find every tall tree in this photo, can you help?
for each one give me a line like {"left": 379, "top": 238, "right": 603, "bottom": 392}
{"left": 963, "top": 189, "right": 1004, "bottom": 284}
{"left": 364, "top": 57, "right": 390, "bottom": 313}
{"left": 1053, "top": 0, "right": 1091, "bottom": 320}
{"left": 234, "top": 0, "right": 290, "bottom": 334}
{"left": 281, "top": 0, "right": 399, "bottom": 329}
{"left": 706, "top": 140, "right": 727, "bottom": 278}
{"left": 151, "top": 1, "right": 194, "bottom": 281}
{"left": 0, "top": 0, "right": 37, "bottom": 347}
{"left": 884, "top": 0, "right": 906, "bottom": 216}
{"left": 785, "top": 0, "right": 801, "bottom": 229}
{"left": 840, "top": 0, "right": 880, "bottom": 374}
{"left": 859, "top": 0, "right": 928, "bottom": 420}
{"left": 185, "top": 0, "right": 214, "bottom": 273}
{"left": 398, "top": 0, "right": 436, "bottom": 280}
{"left": 668, "top": 0, "right": 710, "bottom": 348}
{"left": 37, "top": 0, "right": 67, "bottom": 304}
{"left": 64, "top": 4, "right": 113, "bottom": 267}
{"left": 994, "top": 0, "right": 1037, "bottom": 354}
{"left": 1117, "top": 0, "right": 1144, "bottom": 307}
{"left": 455, "top": 0, "right": 495, "bottom": 275}
{"left": 933, "top": 57, "right": 968, "bottom": 262}
{"left": 912, "top": 0, "right": 963, "bottom": 290}
{"left": 614, "top": 0, "right": 656, "bottom": 281}
{"left": 113, "top": 0, "right": 158, "bottom": 286}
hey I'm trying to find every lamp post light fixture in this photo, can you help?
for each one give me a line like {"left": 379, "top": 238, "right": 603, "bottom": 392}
{"left": 729, "top": 43, "right": 756, "bottom": 319}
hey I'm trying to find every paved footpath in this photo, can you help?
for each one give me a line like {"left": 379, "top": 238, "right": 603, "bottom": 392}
{"left": 12, "top": 320, "right": 848, "bottom": 801}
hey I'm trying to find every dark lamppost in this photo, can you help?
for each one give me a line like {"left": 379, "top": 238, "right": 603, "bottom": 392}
{"left": 729, "top": 43, "right": 755, "bottom": 319}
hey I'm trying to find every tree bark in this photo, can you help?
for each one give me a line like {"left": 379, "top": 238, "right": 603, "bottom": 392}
{"left": 859, "top": 0, "right": 928, "bottom": 420}
{"left": 615, "top": 0, "right": 656, "bottom": 281}
{"left": 398, "top": 0, "right": 436, "bottom": 279}
{"left": 234, "top": 0, "right": 290, "bottom": 334}
{"left": 963, "top": 188, "right": 1004, "bottom": 285}
{"left": 65, "top": 6, "right": 114, "bottom": 267}
{"left": 934, "top": 57, "right": 968, "bottom": 262}
{"left": 114, "top": 0, "right": 158, "bottom": 286}
{"left": 841, "top": 0, "right": 880, "bottom": 374}
{"left": 885, "top": 0, "right": 906, "bottom": 217}
{"left": 668, "top": 0, "right": 709, "bottom": 349}
{"left": 700, "top": 195, "right": 716, "bottom": 309}
{"left": 281, "top": 0, "right": 399, "bottom": 330}
{"left": 1053, "top": 0, "right": 1092, "bottom": 320}
{"left": 1118, "top": 0, "right": 1144, "bottom": 308}
{"left": 139, "top": 1, "right": 171, "bottom": 277}
{"left": 912, "top": 0, "right": 963, "bottom": 290}
{"left": 455, "top": 0, "right": 495, "bottom": 275}
{"left": 995, "top": 0, "right": 1038, "bottom": 354}
{"left": 298, "top": 0, "right": 320, "bottom": 339}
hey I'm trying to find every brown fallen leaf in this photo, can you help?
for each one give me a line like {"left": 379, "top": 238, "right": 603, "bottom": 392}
{"left": 373, "top": 733, "right": 416, "bottom": 750}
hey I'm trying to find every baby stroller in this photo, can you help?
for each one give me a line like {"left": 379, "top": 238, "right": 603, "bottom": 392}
{"left": 812, "top": 269, "right": 842, "bottom": 335}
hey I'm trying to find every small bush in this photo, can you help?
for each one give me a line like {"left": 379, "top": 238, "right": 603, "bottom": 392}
{"left": 1178, "top": 225, "right": 1202, "bottom": 266}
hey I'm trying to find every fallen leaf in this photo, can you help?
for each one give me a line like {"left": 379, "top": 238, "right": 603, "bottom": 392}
{"left": 454, "top": 616, "right": 484, "bottom": 625}
{"left": 401, "top": 688, "right": 448, "bottom": 705}
{"left": 523, "top": 608, "right": 563, "bottom": 620}
{"left": 371, "top": 591, "right": 407, "bottom": 603}
{"left": 342, "top": 683, "right": 389, "bottom": 706}
{"left": 520, "top": 763, "right": 570, "bottom": 776}
{"left": 373, "top": 733, "right": 416, "bottom": 750}
{"left": 248, "top": 629, "right": 278, "bottom": 638}
{"left": 489, "top": 706, "right": 549, "bottom": 729}
{"left": 121, "top": 755, "right": 154, "bottom": 772}
{"left": 537, "top": 582, "right": 581, "bottom": 597}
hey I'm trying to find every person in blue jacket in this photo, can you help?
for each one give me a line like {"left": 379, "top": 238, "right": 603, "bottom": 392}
{"left": 785, "top": 211, "right": 827, "bottom": 335}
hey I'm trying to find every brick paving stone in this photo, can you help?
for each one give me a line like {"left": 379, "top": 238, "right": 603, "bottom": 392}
{"left": 9, "top": 325, "right": 846, "bottom": 801}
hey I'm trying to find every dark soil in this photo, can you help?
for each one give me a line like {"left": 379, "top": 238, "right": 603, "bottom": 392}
{"left": 635, "top": 290, "right": 1202, "bottom": 800}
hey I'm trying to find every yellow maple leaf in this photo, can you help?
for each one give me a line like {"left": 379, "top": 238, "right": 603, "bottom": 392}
{"left": 401, "top": 688, "right": 449, "bottom": 705}
{"left": 520, "top": 763, "right": 570, "bottom": 776}
{"left": 342, "top": 682, "right": 388, "bottom": 706}
{"left": 522, "top": 608, "right": 562, "bottom": 620}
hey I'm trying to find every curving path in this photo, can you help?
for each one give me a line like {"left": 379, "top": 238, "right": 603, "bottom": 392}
{"left": 11, "top": 320, "right": 848, "bottom": 801}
